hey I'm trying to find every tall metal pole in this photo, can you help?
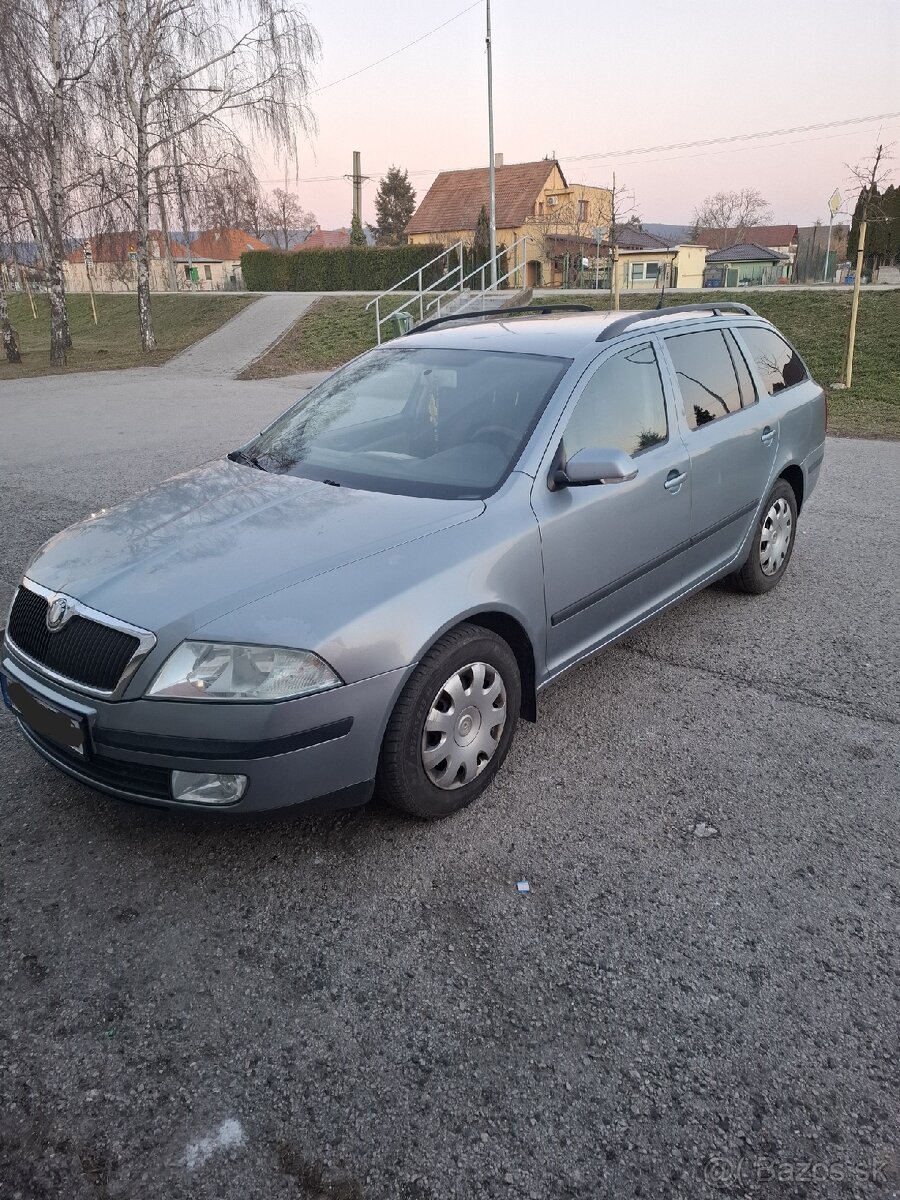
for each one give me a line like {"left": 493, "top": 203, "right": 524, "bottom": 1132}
{"left": 486, "top": 0, "right": 497, "bottom": 289}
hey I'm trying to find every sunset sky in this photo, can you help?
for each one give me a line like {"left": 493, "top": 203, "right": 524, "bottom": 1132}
{"left": 262, "top": 0, "right": 900, "bottom": 231}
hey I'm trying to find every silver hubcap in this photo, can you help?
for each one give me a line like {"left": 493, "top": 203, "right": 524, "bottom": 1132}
{"left": 759, "top": 497, "right": 793, "bottom": 576}
{"left": 421, "top": 661, "right": 507, "bottom": 790}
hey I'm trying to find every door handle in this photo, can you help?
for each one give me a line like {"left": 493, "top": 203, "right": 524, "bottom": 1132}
{"left": 761, "top": 426, "right": 776, "bottom": 445}
{"left": 664, "top": 469, "right": 687, "bottom": 492}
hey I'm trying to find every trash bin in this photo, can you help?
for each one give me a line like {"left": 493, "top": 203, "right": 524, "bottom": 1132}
{"left": 389, "top": 310, "right": 414, "bottom": 336}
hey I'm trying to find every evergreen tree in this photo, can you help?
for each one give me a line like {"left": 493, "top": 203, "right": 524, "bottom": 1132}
{"left": 350, "top": 210, "right": 366, "bottom": 247}
{"left": 473, "top": 205, "right": 491, "bottom": 266}
{"left": 370, "top": 166, "right": 416, "bottom": 246}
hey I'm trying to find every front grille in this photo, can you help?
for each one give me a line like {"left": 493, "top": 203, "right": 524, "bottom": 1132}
{"left": 22, "top": 724, "right": 172, "bottom": 802}
{"left": 7, "top": 587, "right": 140, "bottom": 692}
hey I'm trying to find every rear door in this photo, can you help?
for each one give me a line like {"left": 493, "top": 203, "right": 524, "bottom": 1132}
{"left": 531, "top": 338, "right": 692, "bottom": 675}
{"left": 659, "top": 325, "right": 776, "bottom": 571}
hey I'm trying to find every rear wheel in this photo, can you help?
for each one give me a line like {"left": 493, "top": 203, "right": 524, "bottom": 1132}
{"left": 731, "top": 479, "right": 798, "bottom": 594}
{"left": 377, "top": 623, "right": 521, "bottom": 819}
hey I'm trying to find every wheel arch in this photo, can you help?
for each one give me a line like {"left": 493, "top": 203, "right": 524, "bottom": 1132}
{"left": 779, "top": 463, "right": 805, "bottom": 513}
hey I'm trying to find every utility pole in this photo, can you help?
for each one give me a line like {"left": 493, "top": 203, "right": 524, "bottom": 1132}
{"left": 840, "top": 146, "right": 883, "bottom": 389}
{"left": 347, "top": 151, "right": 369, "bottom": 226}
{"left": 486, "top": 0, "right": 497, "bottom": 289}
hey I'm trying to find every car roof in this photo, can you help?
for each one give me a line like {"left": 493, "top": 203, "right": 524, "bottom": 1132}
{"left": 399, "top": 307, "right": 765, "bottom": 358}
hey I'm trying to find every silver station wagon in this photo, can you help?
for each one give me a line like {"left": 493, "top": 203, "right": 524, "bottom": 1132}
{"left": 2, "top": 303, "right": 826, "bottom": 819}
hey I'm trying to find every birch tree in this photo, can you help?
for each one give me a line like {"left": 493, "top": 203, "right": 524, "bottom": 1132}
{"left": 99, "top": 0, "right": 318, "bottom": 351}
{"left": 0, "top": 0, "right": 105, "bottom": 365}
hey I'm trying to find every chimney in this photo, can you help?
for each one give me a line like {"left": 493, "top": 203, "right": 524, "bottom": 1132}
{"left": 494, "top": 153, "right": 503, "bottom": 169}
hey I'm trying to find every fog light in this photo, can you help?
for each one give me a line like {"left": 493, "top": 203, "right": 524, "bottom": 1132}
{"left": 170, "top": 770, "right": 248, "bottom": 805}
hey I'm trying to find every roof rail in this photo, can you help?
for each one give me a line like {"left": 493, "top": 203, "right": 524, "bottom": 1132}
{"left": 407, "top": 304, "right": 594, "bottom": 336}
{"left": 596, "top": 301, "right": 756, "bottom": 342}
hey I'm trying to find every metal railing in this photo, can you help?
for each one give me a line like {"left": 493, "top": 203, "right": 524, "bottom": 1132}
{"left": 366, "top": 240, "right": 465, "bottom": 345}
{"left": 426, "top": 235, "right": 531, "bottom": 318}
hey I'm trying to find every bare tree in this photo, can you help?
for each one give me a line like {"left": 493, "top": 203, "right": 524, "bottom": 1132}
{"left": 841, "top": 144, "right": 891, "bottom": 388}
{"left": 194, "top": 158, "right": 263, "bottom": 235}
{"left": 606, "top": 174, "right": 640, "bottom": 309}
{"left": 99, "top": 0, "right": 319, "bottom": 351}
{"left": 260, "top": 187, "right": 315, "bottom": 250}
{"left": 691, "top": 188, "right": 774, "bottom": 249}
{"left": 0, "top": 0, "right": 106, "bottom": 364}
{"left": 0, "top": 268, "right": 22, "bottom": 363}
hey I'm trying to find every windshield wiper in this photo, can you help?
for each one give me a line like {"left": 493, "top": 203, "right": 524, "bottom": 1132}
{"left": 228, "top": 448, "right": 266, "bottom": 471}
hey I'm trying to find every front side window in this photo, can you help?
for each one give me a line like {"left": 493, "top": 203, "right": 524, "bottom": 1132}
{"left": 740, "top": 326, "right": 808, "bottom": 395}
{"left": 666, "top": 329, "right": 744, "bottom": 431}
{"left": 563, "top": 342, "right": 668, "bottom": 459}
{"left": 242, "top": 347, "right": 571, "bottom": 500}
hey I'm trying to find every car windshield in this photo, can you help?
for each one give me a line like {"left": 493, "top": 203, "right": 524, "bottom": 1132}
{"left": 239, "top": 345, "right": 572, "bottom": 499}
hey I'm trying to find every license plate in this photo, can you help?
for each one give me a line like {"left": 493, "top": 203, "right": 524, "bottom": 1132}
{"left": 2, "top": 675, "right": 87, "bottom": 757}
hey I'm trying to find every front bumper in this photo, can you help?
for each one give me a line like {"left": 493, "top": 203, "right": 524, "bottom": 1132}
{"left": 1, "top": 642, "right": 412, "bottom": 814}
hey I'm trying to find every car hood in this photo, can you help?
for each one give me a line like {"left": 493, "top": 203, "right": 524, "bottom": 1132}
{"left": 25, "top": 459, "right": 484, "bottom": 634}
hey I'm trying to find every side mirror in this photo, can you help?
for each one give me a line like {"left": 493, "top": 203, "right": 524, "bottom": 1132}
{"left": 552, "top": 446, "right": 639, "bottom": 488}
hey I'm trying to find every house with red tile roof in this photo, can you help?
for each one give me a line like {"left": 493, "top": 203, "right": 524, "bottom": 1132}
{"left": 294, "top": 227, "right": 351, "bottom": 250}
{"left": 64, "top": 226, "right": 268, "bottom": 291}
{"left": 405, "top": 158, "right": 611, "bottom": 287}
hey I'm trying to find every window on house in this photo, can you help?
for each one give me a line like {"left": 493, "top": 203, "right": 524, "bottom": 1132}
{"left": 630, "top": 263, "right": 645, "bottom": 282}
{"left": 578, "top": 200, "right": 588, "bottom": 222}
{"left": 203, "top": 264, "right": 212, "bottom": 281}
{"left": 645, "top": 262, "right": 661, "bottom": 281}
{"left": 535, "top": 201, "right": 544, "bottom": 217}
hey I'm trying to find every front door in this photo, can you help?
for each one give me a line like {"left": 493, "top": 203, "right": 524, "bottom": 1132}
{"left": 531, "top": 339, "right": 692, "bottom": 675}
{"left": 659, "top": 326, "right": 777, "bottom": 570}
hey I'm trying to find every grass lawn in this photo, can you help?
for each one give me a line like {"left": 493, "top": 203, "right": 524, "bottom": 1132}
{"left": 0, "top": 291, "right": 255, "bottom": 380}
{"left": 243, "top": 287, "right": 900, "bottom": 439}
{"left": 240, "top": 293, "right": 418, "bottom": 378}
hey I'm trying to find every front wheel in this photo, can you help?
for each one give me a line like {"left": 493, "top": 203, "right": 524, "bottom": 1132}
{"left": 730, "top": 479, "right": 798, "bottom": 594}
{"left": 376, "top": 623, "right": 521, "bottom": 819}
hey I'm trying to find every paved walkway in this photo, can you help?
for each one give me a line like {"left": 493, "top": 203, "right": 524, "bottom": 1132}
{"left": 165, "top": 292, "right": 320, "bottom": 378}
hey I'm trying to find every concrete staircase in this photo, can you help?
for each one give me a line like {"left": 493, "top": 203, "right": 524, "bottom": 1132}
{"left": 424, "top": 286, "right": 533, "bottom": 324}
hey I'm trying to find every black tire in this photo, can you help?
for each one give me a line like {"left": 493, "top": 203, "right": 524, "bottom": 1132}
{"left": 730, "top": 479, "right": 798, "bottom": 594}
{"left": 376, "top": 622, "right": 521, "bottom": 819}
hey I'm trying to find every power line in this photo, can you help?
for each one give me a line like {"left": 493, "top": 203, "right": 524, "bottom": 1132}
{"left": 312, "top": 1, "right": 481, "bottom": 94}
{"left": 560, "top": 111, "right": 900, "bottom": 163}
{"left": 259, "top": 109, "right": 900, "bottom": 186}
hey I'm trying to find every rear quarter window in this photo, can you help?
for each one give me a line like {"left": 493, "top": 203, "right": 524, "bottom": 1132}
{"left": 740, "top": 327, "right": 808, "bottom": 395}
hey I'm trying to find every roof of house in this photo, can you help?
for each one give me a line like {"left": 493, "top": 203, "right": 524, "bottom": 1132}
{"left": 695, "top": 224, "right": 798, "bottom": 251}
{"left": 704, "top": 243, "right": 788, "bottom": 263}
{"left": 189, "top": 227, "right": 269, "bottom": 259}
{"left": 296, "top": 227, "right": 351, "bottom": 250}
{"left": 405, "top": 159, "right": 566, "bottom": 235}
{"left": 642, "top": 223, "right": 694, "bottom": 244}
{"left": 66, "top": 231, "right": 186, "bottom": 263}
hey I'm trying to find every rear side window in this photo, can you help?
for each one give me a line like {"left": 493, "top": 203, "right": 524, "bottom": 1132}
{"left": 740, "top": 327, "right": 808, "bottom": 395}
{"left": 665, "top": 329, "right": 744, "bottom": 431}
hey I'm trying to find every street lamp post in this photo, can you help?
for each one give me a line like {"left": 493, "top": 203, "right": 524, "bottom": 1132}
{"left": 486, "top": 0, "right": 497, "bottom": 289}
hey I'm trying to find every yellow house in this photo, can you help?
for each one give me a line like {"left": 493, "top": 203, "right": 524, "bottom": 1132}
{"left": 405, "top": 157, "right": 611, "bottom": 288}
{"left": 612, "top": 234, "right": 708, "bottom": 291}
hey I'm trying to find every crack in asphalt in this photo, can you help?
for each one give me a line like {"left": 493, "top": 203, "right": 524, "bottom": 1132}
{"left": 619, "top": 644, "right": 900, "bottom": 729}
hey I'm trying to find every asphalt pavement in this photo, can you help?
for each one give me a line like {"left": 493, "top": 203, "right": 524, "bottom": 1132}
{"left": 1, "top": 370, "right": 898, "bottom": 1199}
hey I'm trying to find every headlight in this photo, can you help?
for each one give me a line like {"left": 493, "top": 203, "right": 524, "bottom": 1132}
{"left": 146, "top": 641, "right": 342, "bottom": 701}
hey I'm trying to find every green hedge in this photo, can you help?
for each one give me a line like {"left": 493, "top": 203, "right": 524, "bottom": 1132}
{"left": 241, "top": 244, "right": 453, "bottom": 291}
